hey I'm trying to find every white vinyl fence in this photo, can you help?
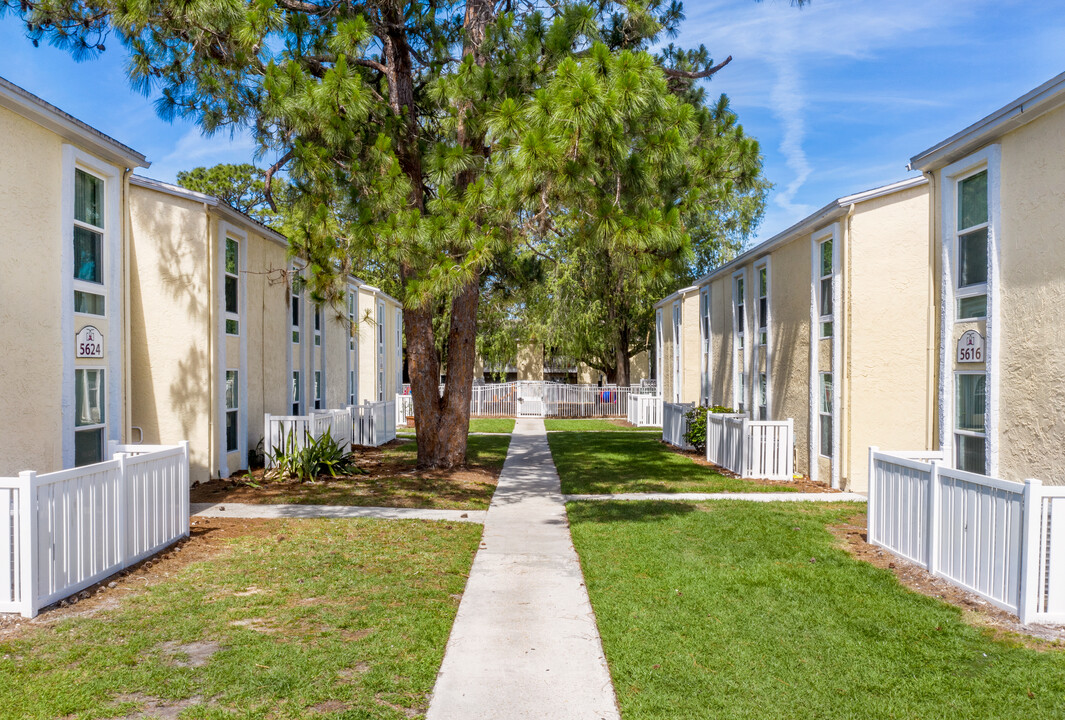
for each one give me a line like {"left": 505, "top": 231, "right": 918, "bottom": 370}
{"left": 0, "top": 442, "right": 190, "bottom": 618}
{"left": 265, "top": 400, "right": 397, "bottom": 468}
{"left": 542, "top": 384, "right": 632, "bottom": 418}
{"left": 397, "top": 382, "right": 644, "bottom": 421}
{"left": 662, "top": 402, "right": 694, "bottom": 450}
{"left": 627, "top": 394, "right": 663, "bottom": 428}
{"left": 705, "top": 414, "right": 794, "bottom": 481}
{"left": 868, "top": 447, "right": 1065, "bottom": 624}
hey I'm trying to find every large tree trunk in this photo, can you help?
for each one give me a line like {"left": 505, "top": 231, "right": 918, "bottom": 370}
{"left": 394, "top": 0, "right": 494, "bottom": 468}
{"left": 615, "top": 322, "right": 631, "bottom": 388}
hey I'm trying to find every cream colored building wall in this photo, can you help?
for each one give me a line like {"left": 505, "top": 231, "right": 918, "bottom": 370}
{"left": 517, "top": 343, "right": 544, "bottom": 381}
{"left": 993, "top": 109, "right": 1065, "bottom": 484}
{"left": 708, "top": 275, "right": 733, "bottom": 408}
{"left": 766, "top": 236, "right": 812, "bottom": 477}
{"left": 658, "top": 301, "right": 675, "bottom": 400}
{"left": 844, "top": 185, "right": 934, "bottom": 491}
{"left": 629, "top": 350, "right": 650, "bottom": 384}
{"left": 128, "top": 188, "right": 213, "bottom": 481}
{"left": 354, "top": 288, "right": 402, "bottom": 404}
{"left": 323, "top": 302, "right": 350, "bottom": 410}
{"left": 0, "top": 107, "right": 65, "bottom": 475}
{"left": 679, "top": 291, "right": 701, "bottom": 404}
{"left": 244, "top": 231, "right": 291, "bottom": 459}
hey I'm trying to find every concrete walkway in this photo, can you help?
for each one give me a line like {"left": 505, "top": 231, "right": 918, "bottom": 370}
{"left": 426, "top": 418, "right": 620, "bottom": 720}
{"left": 190, "top": 502, "right": 485, "bottom": 523}
{"left": 564, "top": 491, "right": 867, "bottom": 502}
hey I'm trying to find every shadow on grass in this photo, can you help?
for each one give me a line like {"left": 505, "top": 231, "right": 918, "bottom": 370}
{"left": 566, "top": 500, "right": 697, "bottom": 524}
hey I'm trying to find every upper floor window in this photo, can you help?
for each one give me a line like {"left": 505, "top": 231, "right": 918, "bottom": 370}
{"left": 314, "top": 308, "right": 322, "bottom": 346}
{"left": 224, "top": 238, "right": 239, "bottom": 335}
{"left": 956, "top": 169, "right": 988, "bottom": 320}
{"left": 734, "top": 276, "right": 745, "bottom": 350}
{"left": 74, "top": 169, "right": 106, "bottom": 316}
{"left": 699, "top": 289, "right": 711, "bottom": 405}
{"left": 818, "top": 239, "right": 833, "bottom": 338}
{"left": 291, "top": 292, "right": 301, "bottom": 344}
{"left": 348, "top": 291, "right": 357, "bottom": 351}
{"left": 757, "top": 265, "right": 768, "bottom": 347}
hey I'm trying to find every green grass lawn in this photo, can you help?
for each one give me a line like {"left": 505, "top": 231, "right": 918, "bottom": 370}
{"left": 0, "top": 518, "right": 480, "bottom": 719}
{"left": 548, "top": 431, "right": 795, "bottom": 494}
{"left": 568, "top": 501, "right": 1065, "bottom": 719}
{"left": 385, "top": 434, "right": 510, "bottom": 472}
{"left": 469, "top": 418, "right": 515, "bottom": 434}
{"left": 544, "top": 418, "right": 660, "bottom": 432}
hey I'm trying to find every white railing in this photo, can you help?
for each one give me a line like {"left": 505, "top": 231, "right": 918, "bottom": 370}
{"left": 705, "top": 414, "right": 794, "bottom": 480}
{"left": 394, "top": 381, "right": 647, "bottom": 420}
{"left": 627, "top": 394, "right": 663, "bottom": 427}
{"left": 265, "top": 401, "right": 396, "bottom": 468}
{"left": 543, "top": 384, "right": 632, "bottom": 418}
{"left": 639, "top": 379, "right": 657, "bottom": 391}
{"left": 471, "top": 383, "right": 518, "bottom": 417}
{"left": 0, "top": 442, "right": 189, "bottom": 618}
{"left": 396, "top": 394, "right": 414, "bottom": 428}
{"left": 868, "top": 447, "right": 1065, "bottom": 624}
{"left": 662, "top": 402, "right": 694, "bottom": 450}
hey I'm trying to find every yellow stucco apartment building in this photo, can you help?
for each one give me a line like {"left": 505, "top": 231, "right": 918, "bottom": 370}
{"left": 909, "top": 70, "right": 1065, "bottom": 486}
{"left": 655, "top": 178, "right": 935, "bottom": 491}
{"left": 0, "top": 76, "right": 403, "bottom": 482}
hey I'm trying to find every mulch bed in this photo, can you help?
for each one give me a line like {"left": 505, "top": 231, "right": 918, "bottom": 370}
{"left": 830, "top": 513, "right": 1065, "bottom": 647}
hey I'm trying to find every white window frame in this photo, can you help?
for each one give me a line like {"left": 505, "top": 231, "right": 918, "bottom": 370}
{"left": 953, "top": 370, "right": 987, "bottom": 475}
{"left": 817, "top": 238, "right": 834, "bottom": 338}
{"left": 699, "top": 288, "right": 711, "bottom": 406}
{"left": 348, "top": 286, "right": 358, "bottom": 405}
{"left": 732, "top": 270, "right": 746, "bottom": 413}
{"left": 671, "top": 300, "right": 681, "bottom": 403}
{"left": 939, "top": 145, "right": 1000, "bottom": 476}
{"left": 377, "top": 300, "right": 386, "bottom": 401}
{"left": 314, "top": 306, "right": 322, "bottom": 347}
{"left": 951, "top": 168, "right": 991, "bottom": 321}
{"left": 755, "top": 259, "right": 771, "bottom": 420}
{"left": 291, "top": 290, "right": 301, "bottom": 345}
{"left": 225, "top": 369, "right": 239, "bottom": 453}
{"left": 819, "top": 372, "right": 832, "bottom": 459}
{"left": 224, "top": 237, "right": 240, "bottom": 336}
{"left": 292, "top": 371, "right": 301, "bottom": 415}
{"left": 72, "top": 167, "right": 108, "bottom": 318}
{"left": 73, "top": 366, "right": 106, "bottom": 467}
{"left": 314, "top": 370, "right": 322, "bottom": 410}
{"left": 395, "top": 307, "right": 403, "bottom": 394}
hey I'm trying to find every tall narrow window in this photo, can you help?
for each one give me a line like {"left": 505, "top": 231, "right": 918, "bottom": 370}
{"left": 819, "top": 373, "right": 833, "bottom": 458}
{"left": 956, "top": 170, "right": 988, "bottom": 320}
{"left": 225, "top": 370, "right": 239, "bottom": 452}
{"left": 655, "top": 309, "right": 663, "bottom": 397}
{"left": 699, "top": 289, "right": 711, "bottom": 405}
{"left": 291, "top": 292, "right": 301, "bottom": 344}
{"left": 74, "top": 169, "right": 106, "bottom": 316}
{"left": 735, "top": 276, "right": 745, "bottom": 351}
{"left": 396, "top": 308, "right": 403, "bottom": 392}
{"left": 377, "top": 301, "right": 386, "bottom": 401}
{"left": 74, "top": 368, "right": 105, "bottom": 466}
{"left": 758, "top": 373, "right": 767, "bottom": 421}
{"left": 314, "top": 371, "right": 322, "bottom": 410}
{"left": 758, "top": 266, "right": 768, "bottom": 347}
{"left": 349, "top": 370, "right": 356, "bottom": 406}
{"left": 224, "top": 238, "right": 239, "bottom": 335}
{"left": 671, "top": 301, "right": 681, "bottom": 403}
{"left": 348, "top": 292, "right": 356, "bottom": 352}
{"left": 292, "top": 371, "right": 301, "bottom": 415}
{"left": 348, "top": 288, "right": 358, "bottom": 405}
{"left": 314, "top": 308, "right": 322, "bottom": 346}
{"left": 734, "top": 275, "right": 745, "bottom": 412}
{"left": 955, "top": 373, "right": 986, "bottom": 474}
{"left": 819, "top": 240, "right": 833, "bottom": 338}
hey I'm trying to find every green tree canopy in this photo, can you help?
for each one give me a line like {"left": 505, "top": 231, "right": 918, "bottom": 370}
{"left": 176, "top": 163, "right": 292, "bottom": 229}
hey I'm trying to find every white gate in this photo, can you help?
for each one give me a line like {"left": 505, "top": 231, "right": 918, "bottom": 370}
{"left": 517, "top": 381, "right": 545, "bottom": 418}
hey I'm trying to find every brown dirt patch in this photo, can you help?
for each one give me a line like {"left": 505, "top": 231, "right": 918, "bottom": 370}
{"left": 0, "top": 518, "right": 279, "bottom": 640}
{"left": 159, "top": 640, "right": 221, "bottom": 668}
{"left": 830, "top": 512, "right": 1065, "bottom": 647}
{"left": 111, "top": 692, "right": 208, "bottom": 719}
{"left": 310, "top": 699, "right": 351, "bottom": 714}
{"left": 662, "top": 442, "right": 840, "bottom": 492}
{"left": 190, "top": 442, "right": 498, "bottom": 509}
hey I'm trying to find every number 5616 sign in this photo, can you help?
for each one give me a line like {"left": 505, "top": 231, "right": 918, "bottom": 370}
{"left": 957, "top": 330, "right": 984, "bottom": 363}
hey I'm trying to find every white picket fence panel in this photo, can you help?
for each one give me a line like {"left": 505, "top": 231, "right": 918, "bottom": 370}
{"left": 705, "top": 414, "right": 794, "bottom": 480}
{"left": 627, "top": 394, "right": 663, "bottom": 427}
{"left": 265, "top": 401, "right": 396, "bottom": 468}
{"left": 0, "top": 442, "right": 189, "bottom": 618}
{"left": 662, "top": 402, "right": 694, "bottom": 450}
{"left": 396, "top": 382, "right": 645, "bottom": 420}
{"left": 396, "top": 394, "right": 414, "bottom": 427}
{"left": 868, "top": 447, "right": 1065, "bottom": 624}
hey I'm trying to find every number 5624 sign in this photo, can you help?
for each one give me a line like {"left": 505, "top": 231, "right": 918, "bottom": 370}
{"left": 957, "top": 330, "right": 984, "bottom": 363}
{"left": 76, "top": 325, "right": 104, "bottom": 359}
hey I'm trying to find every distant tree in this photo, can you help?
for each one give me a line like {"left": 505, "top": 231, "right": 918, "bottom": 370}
{"left": 176, "top": 163, "right": 291, "bottom": 229}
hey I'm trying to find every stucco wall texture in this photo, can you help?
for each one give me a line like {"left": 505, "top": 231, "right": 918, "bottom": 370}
{"left": 995, "top": 109, "right": 1065, "bottom": 484}
{"left": 0, "top": 107, "right": 66, "bottom": 475}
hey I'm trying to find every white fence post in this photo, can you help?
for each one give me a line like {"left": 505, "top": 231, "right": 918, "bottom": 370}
{"left": 1019, "top": 478, "right": 1043, "bottom": 625}
{"left": 927, "top": 460, "right": 941, "bottom": 575}
{"left": 786, "top": 418, "right": 795, "bottom": 479}
{"left": 741, "top": 416, "right": 751, "bottom": 478}
{"left": 867, "top": 446, "right": 878, "bottom": 548}
{"left": 180, "top": 441, "right": 191, "bottom": 533}
{"left": 17, "top": 470, "right": 37, "bottom": 618}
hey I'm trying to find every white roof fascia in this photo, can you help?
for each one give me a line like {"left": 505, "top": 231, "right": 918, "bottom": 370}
{"left": 909, "top": 71, "right": 1065, "bottom": 172}
{"left": 0, "top": 75, "right": 148, "bottom": 168}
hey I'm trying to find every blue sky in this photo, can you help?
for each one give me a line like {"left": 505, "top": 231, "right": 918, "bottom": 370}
{"left": 2, "top": 1, "right": 1064, "bottom": 243}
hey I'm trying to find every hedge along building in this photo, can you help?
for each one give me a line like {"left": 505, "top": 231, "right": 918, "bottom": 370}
{"left": 909, "top": 71, "right": 1065, "bottom": 484}
{"left": 128, "top": 176, "right": 403, "bottom": 483}
{"left": 655, "top": 178, "right": 935, "bottom": 491}
{"left": 0, "top": 76, "right": 149, "bottom": 476}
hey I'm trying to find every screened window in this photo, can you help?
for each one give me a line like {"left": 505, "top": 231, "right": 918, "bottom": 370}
{"left": 735, "top": 277, "right": 745, "bottom": 348}
{"left": 819, "top": 240, "right": 833, "bottom": 338}
{"left": 225, "top": 238, "right": 239, "bottom": 335}
{"left": 377, "top": 301, "right": 386, "bottom": 401}
{"left": 292, "top": 371, "right": 301, "bottom": 415}
{"left": 74, "top": 169, "right": 105, "bottom": 316}
{"left": 956, "top": 170, "right": 988, "bottom": 320}
{"left": 291, "top": 292, "right": 301, "bottom": 344}
{"left": 819, "top": 372, "right": 832, "bottom": 458}
{"left": 955, "top": 373, "right": 986, "bottom": 474}
{"left": 314, "top": 308, "right": 322, "bottom": 346}
{"left": 758, "top": 266, "right": 768, "bottom": 347}
{"left": 74, "top": 368, "right": 105, "bottom": 466}
{"left": 314, "top": 371, "right": 322, "bottom": 410}
{"left": 699, "top": 290, "right": 711, "bottom": 405}
{"left": 758, "top": 372, "right": 767, "bottom": 421}
{"left": 225, "top": 370, "right": 239, "bottom": 452}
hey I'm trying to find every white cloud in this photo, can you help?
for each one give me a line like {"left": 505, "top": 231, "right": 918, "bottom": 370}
{"left": 147, "top": 126, "right": 258, "bottom": 182}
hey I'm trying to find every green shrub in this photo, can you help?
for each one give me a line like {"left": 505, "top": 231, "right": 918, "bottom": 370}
{"left": 268, "top": 430, "right": 363, "bottom": 482}
{"left": 683, "top": 405, "right": 736, "bottom": 453}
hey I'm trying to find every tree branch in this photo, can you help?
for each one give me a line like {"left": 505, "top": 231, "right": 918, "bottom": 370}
{"left": 662, "top": 55, "right": 732, "bottom": 80}
{"left": 264, "top": 148, "right": 294, "bottom": 212}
